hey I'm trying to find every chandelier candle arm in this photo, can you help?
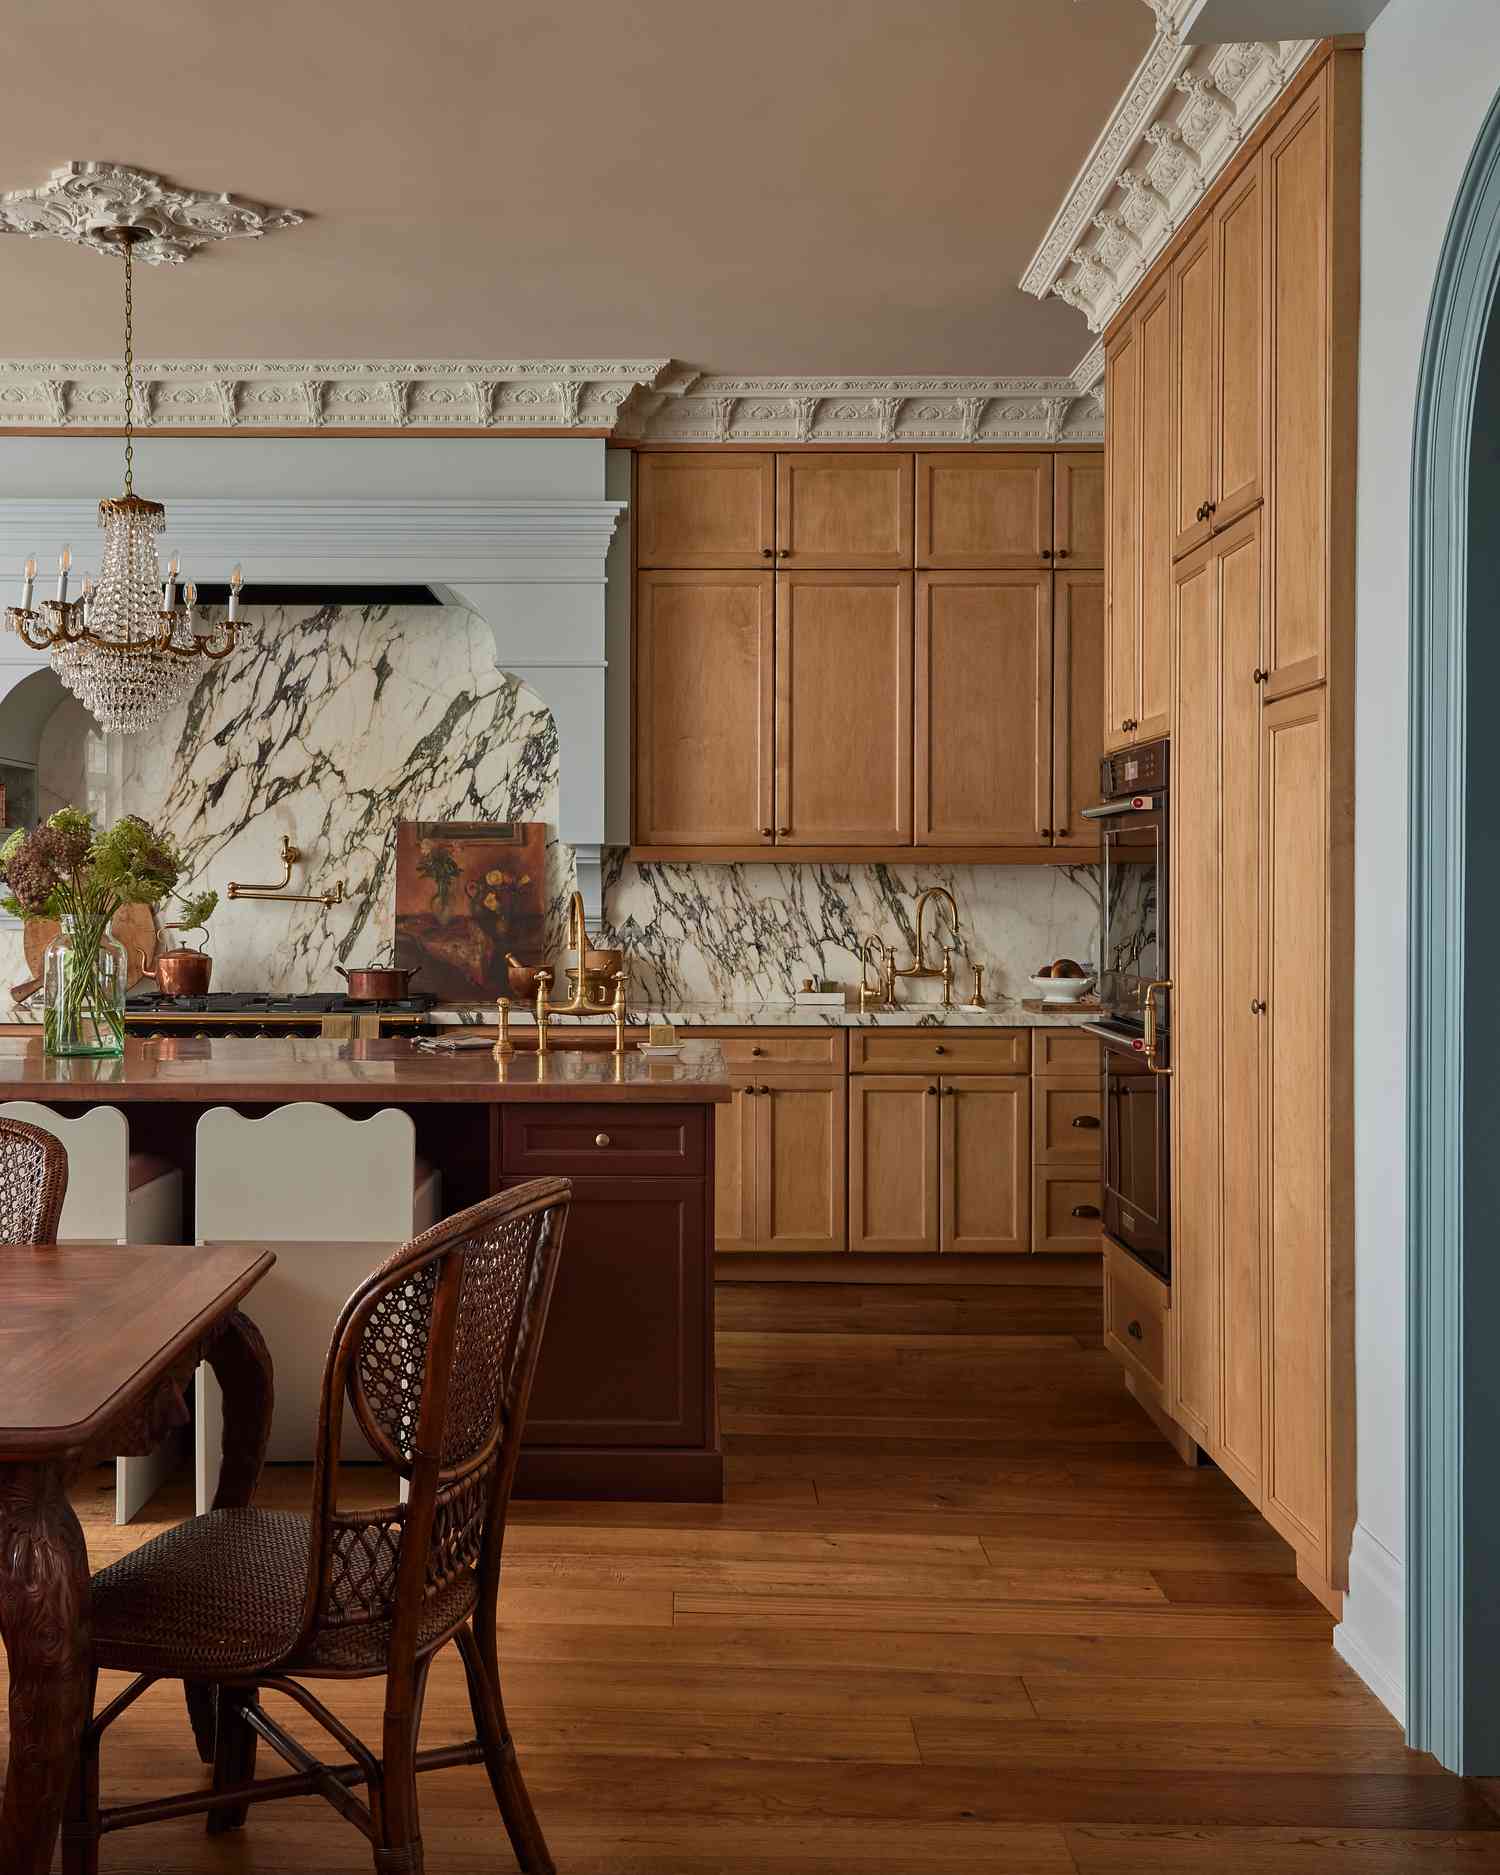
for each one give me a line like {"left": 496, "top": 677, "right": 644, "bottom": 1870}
{"left": 1, "top": 224, "right": 248, "bottom": 732}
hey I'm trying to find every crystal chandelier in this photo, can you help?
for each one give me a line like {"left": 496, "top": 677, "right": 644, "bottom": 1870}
{"left": 4, "top": 226, "right": 244, "bottom": 734}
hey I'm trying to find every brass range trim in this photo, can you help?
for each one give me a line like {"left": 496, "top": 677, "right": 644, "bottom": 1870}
{"left": 124, "top": 1010, "right": 426, "bottom": 1037}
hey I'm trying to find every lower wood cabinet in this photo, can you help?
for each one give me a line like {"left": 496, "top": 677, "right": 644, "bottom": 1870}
{"left": 714, "top": 1070, "right": 846, "bottom": 1254}
{"left": 1104, "top": 1238, "right": 1170, "bottom": 1398}
{"left": 849, "top": 1073, "right": 1029, "bottom": 1254}
{"left": 1034, "top": 1170, "right": 1104, "bottom": 1254}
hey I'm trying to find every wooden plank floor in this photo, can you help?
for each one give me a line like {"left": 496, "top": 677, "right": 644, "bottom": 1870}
{"left": 10, "top": 1278, "right": 1499, "bottom": 1872}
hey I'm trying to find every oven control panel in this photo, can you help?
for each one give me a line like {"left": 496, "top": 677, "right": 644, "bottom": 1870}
{"left": 1100, "top": 738, "right": 1168, "bottom": 799}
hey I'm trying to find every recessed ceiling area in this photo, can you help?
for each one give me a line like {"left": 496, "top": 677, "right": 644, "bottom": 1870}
{"left": 0, "top": 0, "right": 1151, "bottom": 375}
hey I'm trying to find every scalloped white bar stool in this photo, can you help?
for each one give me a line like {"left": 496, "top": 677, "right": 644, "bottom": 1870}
{"left": 0, "top": 1099, "right": 185, "bottom": 1522}
{"left": 193, "top": 1102, "right": 441, "bottom": 1510}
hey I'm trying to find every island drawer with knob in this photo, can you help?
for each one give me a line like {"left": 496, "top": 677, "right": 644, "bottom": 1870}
{"left": 1103, "top": 1237, "right": 1169, "bottom": 1394}
{"left": 703, "top": 1031, "right": 846, "bottom": 1069}
{"left": 501, "top": 1105, "right": 707, "bottom": 1177}
{"left": 848, "top": 1029, "right": 1028, "bottom": 1075}
{"left": 1034, "top": 1170, "right": 1104, "bottom": 1255}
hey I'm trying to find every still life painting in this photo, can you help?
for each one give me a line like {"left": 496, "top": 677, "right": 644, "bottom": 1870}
{"left": 394, "top": 820, "right": 547, "bottom": 999}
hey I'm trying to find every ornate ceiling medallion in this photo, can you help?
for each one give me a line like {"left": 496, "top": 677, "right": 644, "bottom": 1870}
{"left": 0, "top": 160, "right": 304, "bottom": 266}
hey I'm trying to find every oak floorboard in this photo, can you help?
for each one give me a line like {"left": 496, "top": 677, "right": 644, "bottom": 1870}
{"left": 0, "top": 1276, "right": 1470, "bottom": 1874}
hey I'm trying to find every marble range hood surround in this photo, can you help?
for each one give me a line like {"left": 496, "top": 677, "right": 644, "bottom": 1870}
{"left": 0, "top": 436, "right": 626, "bottom": 920}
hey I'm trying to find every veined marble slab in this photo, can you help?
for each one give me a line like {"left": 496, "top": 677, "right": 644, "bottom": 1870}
{"left": 435, "top": 999, "right": 1098, "bottom": 1030}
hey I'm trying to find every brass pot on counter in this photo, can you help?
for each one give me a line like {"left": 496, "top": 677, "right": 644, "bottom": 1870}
{"left": 141, "top": 943, "right": 213, "bottom": 998}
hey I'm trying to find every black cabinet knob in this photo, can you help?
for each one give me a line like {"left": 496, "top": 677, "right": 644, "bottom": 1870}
{"left": 1071, "top": 1114, "right": 1101, "bottom": 1130}
{"left": 1127, "top": 1320, "right": 1144, "bottom": 1341}
{"left": 1071, "top": 1204, "right": 1101, "bottom": 1219}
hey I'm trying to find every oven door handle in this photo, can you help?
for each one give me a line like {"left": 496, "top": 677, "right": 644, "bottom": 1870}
{"left": 1081, "top": 799, "right": 1151, "bottom": 820}
{"left": 1143, "top": 980, "right": 1173, "bottom": 1076}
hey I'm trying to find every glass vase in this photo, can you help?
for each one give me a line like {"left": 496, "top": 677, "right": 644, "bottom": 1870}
{"left": 42, "top": 916, "right": 126, "bottom": 1058}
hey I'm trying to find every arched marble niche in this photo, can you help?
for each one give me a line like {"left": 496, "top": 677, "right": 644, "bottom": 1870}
{"left": 0, "top": 668, "right": 114, "bottom": 845}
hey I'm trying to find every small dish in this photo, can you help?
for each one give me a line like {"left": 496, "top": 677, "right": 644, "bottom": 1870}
{"left": 637, "top": 1042, "right": 683, "bottom": 1058}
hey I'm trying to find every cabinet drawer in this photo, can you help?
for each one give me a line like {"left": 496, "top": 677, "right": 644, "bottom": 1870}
{"left": 501, "top": 1105, "right": 707, "bottom": 1178}
{"left": 703, "top": 1031, "right": 846, "bottom": 1068}
{"left": 1104, "top": 1239, "right": 1169, "bottom": 1391}
{"left": 1034, "top": 1170, "right": 1103, "bottom": 1254}
{"left": 1033, "top": 1030, "right": 1102, "bottom": 1077}
{"left": 849, "top": 1029, "right": 1027, "bottom": 1074}
{"left": 1033, "top": 1076, "right": 1103, "bottom": 1164}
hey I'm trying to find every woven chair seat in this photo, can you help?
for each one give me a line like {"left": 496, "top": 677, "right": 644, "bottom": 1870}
{"left": 90, "top": 1507, "right": 478, "bottom": 1678}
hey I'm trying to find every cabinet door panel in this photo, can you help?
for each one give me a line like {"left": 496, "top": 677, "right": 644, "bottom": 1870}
{"left": 1053, "top": 571, "right": 1105, "bottom": 850}
{"left": 1169, "top": 542, "right": 1221, "bottom": 1448}
{"left": 917, "top": 453, "right": 1053, "bottom": 568}
{"left": 777, "top": 454, "right": 913, "bottom": 568}
{"left": 1217, "top": 516, "right": 1265, "bottom": 1500}
{"left": 776, "top": 572, "right": 913, "bottom": 846}
{"left": 849, "top": 1076, "right": 939, "bottom": 1252}
{"left": 915, "top": 572, "right": 1050, "bottom": 846}
{"left": 941, "top": 1076, "right": 1029, "bottom": 1254}
{"left": 757, "top": 1076, "right": 847, "bottom": 1253}
{"left": 638, "top": 453, "right": 775, "bottom": 567}
{"left": 1054, "top": 452, "right": 1105, "bottom": 568}
{"left": 1104, "top": 329, "right": 1140, "bottom": 752}
{"left": 1215, "top": 165, "right": 1264, "bottom": 533}
{"left": 635, "top": 571, "right": 774, "bottom": 845}
{"left": 1171, "top": 227, "right": 1217, "bottom": 558}
{"left": 714, "top": 1082, "right": 758, "bottom": 1252}
{"left": 1261, "top": 685, "right": 1329, "bottom": 1563}
{"left": 1138, "top": 282, "right": 1175, "bottom": 740}
{"left": 1265, "top": 75, "right": 1329, "bottom": 693}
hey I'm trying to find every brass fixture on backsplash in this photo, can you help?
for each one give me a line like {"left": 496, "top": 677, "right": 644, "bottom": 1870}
{"left": 896, "top": 885, "right": 961, "bottom": 1008}
{"left": 967, "top": 961, "right": 987, "bottom": 1009}
{"left": 519, "top": 891, "right": 632, "bottom": 1052}
{"left": 858, "top": 934, "right": 896, "bottom": 1014}
{"left": 226, "top": 834, "right": 345, "bottom": 908}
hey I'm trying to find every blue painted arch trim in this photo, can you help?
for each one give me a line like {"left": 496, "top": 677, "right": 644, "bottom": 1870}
{"left": 1408, "top": 83, "right": 1500, "bottom": 1771}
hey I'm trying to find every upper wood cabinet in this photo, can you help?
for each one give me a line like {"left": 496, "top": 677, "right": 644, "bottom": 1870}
{"left": 1105, "top": 280, "right": 1172, "bottom": 753}
{"left": 637, "top": 454, "right": 774, "bottom": 567}
{"left": 775, "top": 572, "right": 913, "bottom": 846}
{"left": 634, "top": 571, "right": 774, "bottom": 846}
{"left": 777, "top": 454, "right": 913, "bottom": 568}
{"left": 1215, "top": 163, "right": 1265, "bottom": 537}
{"left": 1052, "top": 571, "right": 1106, "bottom": 849}
{"left": 915, "top": 572, "right": 1051, "bottom": 847}
{"left": 1170, "top": 224, "right": 1217, "bottom": 560}
{"left": 1053, "top": 452, "right": 1105, "bottom": 568}
{"left": 916, "top": 453, "right": 1054, "bottom": 568}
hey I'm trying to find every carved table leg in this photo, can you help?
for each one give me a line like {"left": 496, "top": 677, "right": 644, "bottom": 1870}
{"left": 0, "top": 1461, "right": 94, "bottom": 1875}
{"left": 185, "top": 1308, "right": 275, "bottom": 1762}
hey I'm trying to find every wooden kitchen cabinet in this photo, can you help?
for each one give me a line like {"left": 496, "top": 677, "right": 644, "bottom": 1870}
{"left": 777, "top": 454, "right": 913, "bottom": 568}
{"left": 914, "top": 571, "right": 1051, "bottom": 847}
{"left": 1171, "top": 223, "right": 1217, "bottom": 559}
{"left": 637, "top": 452, "right": 775, "bottom": 567}
{"left": 1033, "top": 1073, "right": 1102, "bottom": 1166}
{"left": 1052, "top": 571, "right": 1106, "bottom": 848}
{"left": 1053, "top": 452, "right": 1105, "bottom": 568}
{"left": 713, "top": 1081, "right": 759, "bottom": 1252}
{"left": 1034, "top": 1169, "right": 1103, "bottom": 1255}
{"left": 916, "top": 452, "right": 1053, "bottom": 568}
{"left": 940, "top": 1075, "right": 1029, "bottom": 1254}
{"left": 1104, "top": 281, "right": 1172, "bottom": 753}
{"left": 634, "top": 570, "right": 774, "bottom": 846}
{"left": 715, "top": 1070, "right": 846, "bottom": 1255}
{"left": 1213, "top": 162, "right": 1265, "bottom": 538}
{"left": 775, "top": 571, "right": 912, "bottom": 846}
{"left": 849, "top": 1075, "right": 940, "bottom": 1253}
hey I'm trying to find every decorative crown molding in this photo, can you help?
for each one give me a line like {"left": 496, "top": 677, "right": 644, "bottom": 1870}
{"left": 1020, "top": 21, "right": 1315, "bottom": 334}
{"left": 0, "top": 161, "right": 304, "bottom": 265}
{"left": 0, "top": 359, "right": 1104, "bottom": 442}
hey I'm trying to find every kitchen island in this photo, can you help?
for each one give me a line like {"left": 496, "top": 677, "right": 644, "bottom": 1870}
{"left": 0, "top": 1036, "right": 732, "bottom": 1501}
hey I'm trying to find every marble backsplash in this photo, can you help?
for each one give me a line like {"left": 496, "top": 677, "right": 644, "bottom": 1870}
{"left": 0, "top": 602, "right": 1100, "bottom": 1003}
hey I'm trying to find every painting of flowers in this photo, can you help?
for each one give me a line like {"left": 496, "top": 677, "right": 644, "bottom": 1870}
{"left": 393, "top": 820, "right": 546, "bottom": 1000}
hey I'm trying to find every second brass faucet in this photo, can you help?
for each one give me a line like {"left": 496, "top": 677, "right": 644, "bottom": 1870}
{"left": 896, "top": 885, "right": 961, "bottom": 1007}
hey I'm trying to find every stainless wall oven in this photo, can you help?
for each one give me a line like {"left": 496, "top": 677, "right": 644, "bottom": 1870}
{"left": 1082, "top": 739, "right": 1171, "bottom": 1281}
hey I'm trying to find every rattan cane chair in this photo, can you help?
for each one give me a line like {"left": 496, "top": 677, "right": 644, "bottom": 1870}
{"left": 62, "top": 1176, "right": 572, "bottom": 1875}
{"left": 0, "top": 1110, "right": 67, "bottom": 1243}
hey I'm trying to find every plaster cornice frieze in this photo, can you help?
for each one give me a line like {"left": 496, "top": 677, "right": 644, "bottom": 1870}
{"left": 1023, "top": 19, "right": 1316, "bottom": 336}
{"left": 0, "top": 360, "right": 1105, "bottom": 443}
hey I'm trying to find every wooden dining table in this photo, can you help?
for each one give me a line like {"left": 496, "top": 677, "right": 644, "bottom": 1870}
{"left": 0, "top": 1241, "right": 275, "bottom": 1875}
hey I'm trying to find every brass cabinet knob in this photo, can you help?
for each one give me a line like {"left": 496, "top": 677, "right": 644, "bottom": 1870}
{"left": 1071, "top": 1114, "right": 1101, "bottom": 1129}
{"left": 1057, "top": 827, "right": 1070, "bottom": 838}
{"left": 751, "top": 1045, "right": 765, "bottom": 1056}
{"left": 1206, "top": 500, "right": 1218, "bottom": 517}
{"left": 594, "top": 1132, "right": 611, "bottom": 1147}
{"left": 759, "top": 826, "right": 773, "bottom": 837}
{"left": 761, "top": 546, "right": 774, "bottom": 558}
{"left": 926, "top": 1084, "right": 938, "bottom": 1096}
{"left": 1040, "top": 827, "right": 1055, "bottom": 838}
{"left": 776, "top": 547, "right": 791, "bottom": 559}
{"left": 1056, "top": 548, "right": 1070, "bottom": 559}
{"left": 934, "top": 1044, "right": 946, "bottom": 1054}
{"left": 1040, "top": 547, "right": 1054, "bottom": 559}
{"left": 1250, "top": 998, "right": 1267, "bottom": 1015}
{"left": 1252, "top": 668, "right": 1268, "bottom": 685}
{"left": 776, "top": 825, "right": 791, "bottom": 836}
{"left": 942, "top": 1085, "right": 956, "bottom": 1097}
{"left": 1071, "top": 1204, "right": 1102, "bottom": 1219}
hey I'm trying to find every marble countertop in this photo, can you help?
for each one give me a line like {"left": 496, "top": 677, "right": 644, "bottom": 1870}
{"left": 434, "top": 998, "right": 1099, "bottom": 1030}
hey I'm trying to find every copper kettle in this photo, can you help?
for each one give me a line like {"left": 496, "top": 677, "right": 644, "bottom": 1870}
{"left": 141, "top": 943, "right": 213, "bottom": 997}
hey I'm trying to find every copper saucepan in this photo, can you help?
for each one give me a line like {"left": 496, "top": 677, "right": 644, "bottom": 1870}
{"left": 335, "top": 963, "right": 422, "bottom": 1002}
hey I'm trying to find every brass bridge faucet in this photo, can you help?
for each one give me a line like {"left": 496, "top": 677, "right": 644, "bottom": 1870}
{"left": 896, "top": 885, "right": 961, "bottom": 1007}
{"left": 859, "top": 935, "right": 896, "bottom": 1013}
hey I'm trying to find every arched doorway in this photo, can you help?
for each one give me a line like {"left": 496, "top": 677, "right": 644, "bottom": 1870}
{"left": 1408, "top": 86, "right": 1500, "bottom": 1772}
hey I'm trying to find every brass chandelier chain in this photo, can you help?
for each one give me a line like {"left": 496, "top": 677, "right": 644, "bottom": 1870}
{"left": 122, "top": 234, "right": 134, "bottom": 497}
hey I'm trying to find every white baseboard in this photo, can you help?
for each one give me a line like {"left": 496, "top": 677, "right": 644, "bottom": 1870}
{"left": 1334, "top": 1522, "right": 1406, "bottom": 1726}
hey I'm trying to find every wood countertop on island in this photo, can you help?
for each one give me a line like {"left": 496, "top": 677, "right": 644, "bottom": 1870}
{"left": 0, "top": 1036, "right": 733, "bottom": 1105}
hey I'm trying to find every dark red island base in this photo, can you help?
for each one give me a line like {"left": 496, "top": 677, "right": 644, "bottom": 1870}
{"left": 0, "top": 1036, "right": 731, "bottom": 1502}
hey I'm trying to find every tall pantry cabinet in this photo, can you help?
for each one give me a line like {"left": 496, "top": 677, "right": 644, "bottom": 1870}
{"left": 1103, "top": 42, "right": 1358, "bottom": 1614}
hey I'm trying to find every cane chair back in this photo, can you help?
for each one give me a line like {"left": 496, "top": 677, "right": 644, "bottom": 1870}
{"left": 0, "top": 1112, "right": 67, "bottom": 1244}
{"left": 296, "top": 1176, "right": 571, "bottom": 1672}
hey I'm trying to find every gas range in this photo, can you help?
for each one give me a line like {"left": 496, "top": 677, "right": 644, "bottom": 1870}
{"left": 124, "top": 989, "right": 439, "bottom": 1038}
